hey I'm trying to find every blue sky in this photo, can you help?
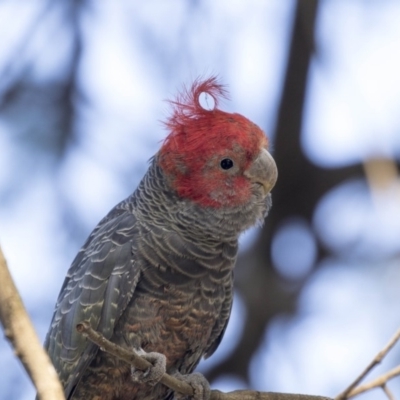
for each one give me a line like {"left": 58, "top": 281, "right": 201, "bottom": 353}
{"left": 1, "top": 1, "right": 400, "bottom": 399}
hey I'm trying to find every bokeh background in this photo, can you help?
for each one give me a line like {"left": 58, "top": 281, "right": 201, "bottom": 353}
{"left": 1, "top": 1, "right": 400, "bottom": 399}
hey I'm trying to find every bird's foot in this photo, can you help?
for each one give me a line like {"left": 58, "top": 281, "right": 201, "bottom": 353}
{"left": 131, "top": 349, "right": 166, "bottom": 386}
{"left": 173, "top": 372, "right": 211, "bottom": 400}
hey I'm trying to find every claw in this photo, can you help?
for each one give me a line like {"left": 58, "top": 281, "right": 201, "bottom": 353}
{"left": 173, "top": 372, "right": 210, "bottom": 400}
{"left": 131, "top": 349, "right": 167, "bottom": 386}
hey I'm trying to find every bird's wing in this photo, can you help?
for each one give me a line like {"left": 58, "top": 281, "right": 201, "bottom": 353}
{"left": 44, "top": 205, "right": 141, "bottom": 398}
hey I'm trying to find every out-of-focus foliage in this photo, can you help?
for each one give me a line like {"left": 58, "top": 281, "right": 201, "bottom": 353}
{"left": 0, "top": 1, "right": 400, "bottom": 400}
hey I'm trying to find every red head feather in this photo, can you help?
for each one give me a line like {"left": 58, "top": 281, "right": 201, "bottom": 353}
{"left": 159, "top": 76, "right": 268, "bottom": 208}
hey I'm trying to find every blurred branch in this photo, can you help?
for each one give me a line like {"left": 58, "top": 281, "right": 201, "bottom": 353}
{"left": 0, "top": 0, "right": 54, "bottom": 99}
{"left": 363, "top": 157, "right": 399, "bottom": 192}
{"left": 363, "top": 157, "right": 400, "bottom": 210}
{"left": 0, "top": 2, "right": 82, "bottom": 158}
{"left": 77, "top": 321, "right": 332, "bottom": 400}
{"left": 382, "top": 385, "right": 396, "bottom": 400}
{"left": 336, "top": 328, "right": 400, "bottom": 400}
{"left": 0, "top": 245, "right": 65, "bottom": 400}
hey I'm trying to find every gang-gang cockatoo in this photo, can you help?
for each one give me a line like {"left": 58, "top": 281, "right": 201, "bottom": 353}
{"left": 43, "top": 77, "right": 278, "bottom": 400}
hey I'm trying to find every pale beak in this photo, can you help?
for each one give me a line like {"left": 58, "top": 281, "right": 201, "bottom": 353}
{"left": 244, "top": 148, "right": 278, "bottom": 196}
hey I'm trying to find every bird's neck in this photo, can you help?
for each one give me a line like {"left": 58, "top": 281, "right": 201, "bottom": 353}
{"left": 129, "top": 158, "right": 267, "bottom": 243}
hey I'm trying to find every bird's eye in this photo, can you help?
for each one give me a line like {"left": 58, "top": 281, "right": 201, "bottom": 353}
{"left": 220, "top": 158, "right": 234, "bottom": 170}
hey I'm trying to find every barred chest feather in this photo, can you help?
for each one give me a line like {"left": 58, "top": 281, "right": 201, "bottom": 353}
{"left": 73, "top": 225, "right": 237, "bottom": 400}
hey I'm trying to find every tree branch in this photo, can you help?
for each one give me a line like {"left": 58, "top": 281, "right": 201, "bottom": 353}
{"left": 0, "top": 246, "right": 65, "bottom": 400}
{"left": 346, "top": 366, "right": 400, "bottom": 399}
{"left": 335, "top": 328, "right": 400, "bottom": 400}
{"left": 381, "top": 384, "right": 395, "bottom": 400}
{"left": 76, "top": 321, "right": 332, "bottom": 400}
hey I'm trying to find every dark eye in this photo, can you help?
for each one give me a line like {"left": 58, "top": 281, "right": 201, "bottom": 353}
{"left": 220, "top": 158, "right": 234, "bottom": 170}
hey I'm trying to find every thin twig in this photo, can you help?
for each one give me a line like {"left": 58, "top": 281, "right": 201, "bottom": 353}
{"left": 345, "top": 365, "right": 400, "bottom": 399}
{"left": 76, "top": 321, "right": 194, "bottom": 397}
{"left": 381, "top": 384, "right": 395, "bottom": 400}
{"left": 0, "top": 246, "right": 65, "bottom": 400}
{"left": 77, "top": 321, "right": 332, "bottom": 400}
{"left": 335, "top": 328, "right": 400, "bottom": 400}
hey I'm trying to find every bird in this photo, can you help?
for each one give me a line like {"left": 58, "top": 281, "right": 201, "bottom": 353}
{"left": 43, "top": 76, "right": 278, "bottom": 400}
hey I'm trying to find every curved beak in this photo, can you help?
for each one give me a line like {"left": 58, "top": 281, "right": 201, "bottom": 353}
{"left": 244, "top": 148, "right": 278, "bottom": 196}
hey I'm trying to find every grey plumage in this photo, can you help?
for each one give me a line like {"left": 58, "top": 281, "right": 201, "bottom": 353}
{"left": 43, "top": 76, "right": 278, "bottom": 400}
{"left": 44, "top": 158, "right": 272, "bottom": 400}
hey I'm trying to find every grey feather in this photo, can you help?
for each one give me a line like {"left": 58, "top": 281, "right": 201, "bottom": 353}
{"left": 43, "top": 156, "right": 272, "bottom": 400}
